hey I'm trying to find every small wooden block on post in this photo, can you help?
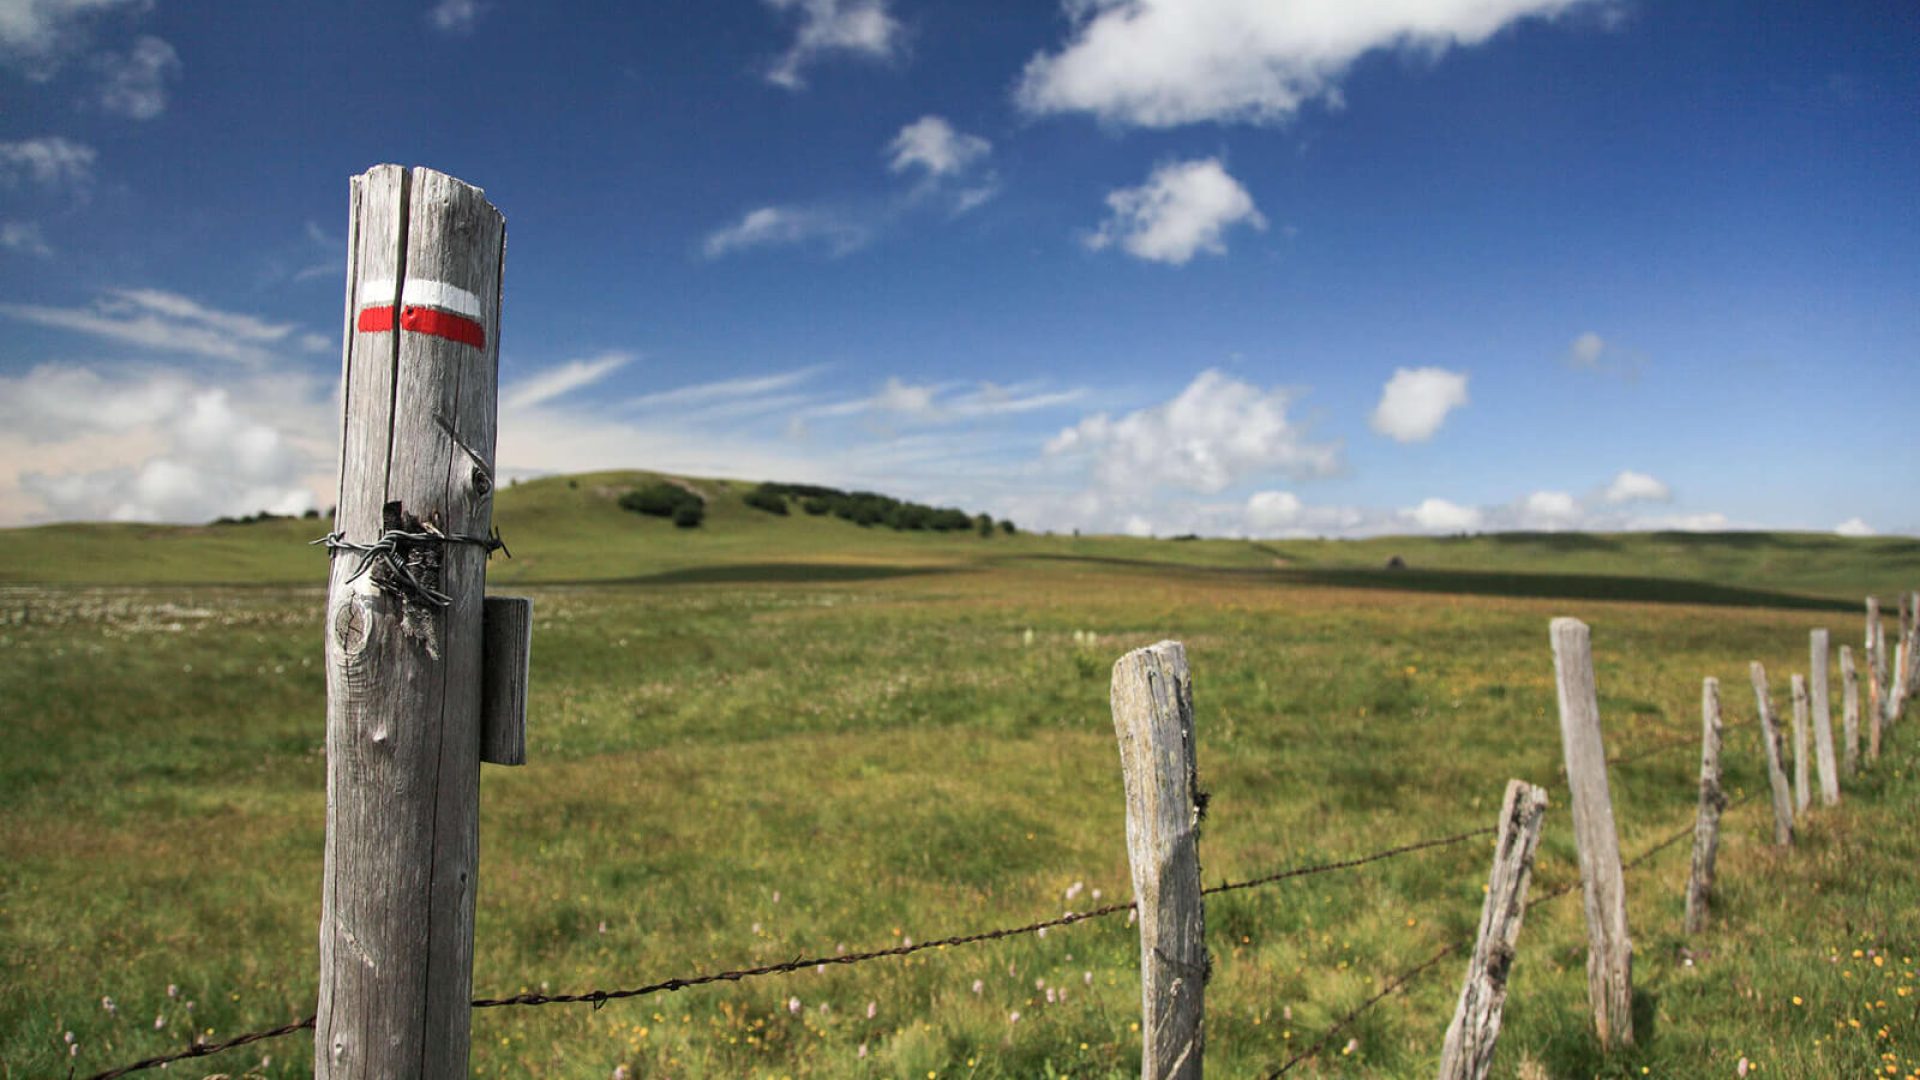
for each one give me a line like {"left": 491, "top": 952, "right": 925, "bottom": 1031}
{"left": 1790, "top": 674, "right": 1810, "bottom": 814}
{"left": 1749, "top": 662, "right": 1793, "bottom": 847}
{"left": 1684, "top": 678, "right": 1726, "bottom": 935}
{"left": 1110, "top": 641, "right": 1206, "bottom": 1080}
{"left": 481, "top": 596, "right": 532, "bottom": 766}
{"left": 1549, "top": 617, "right": 1633, "bottom": 1049}
{"left": 1840, "top": 645, "right": 1860, "bottom": 774}
{"left": 1810, "top": 630, "right": 1839, "bottom": 805}
{"left": 1438, "top": 779, "right": 1550, "bottom": 1080}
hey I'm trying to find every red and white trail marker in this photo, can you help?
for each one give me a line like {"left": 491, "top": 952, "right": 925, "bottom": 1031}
{"left": 356, "top": 276, "right": 487, "bottom": 348}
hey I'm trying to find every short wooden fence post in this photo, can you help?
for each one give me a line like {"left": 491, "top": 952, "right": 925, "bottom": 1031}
{"left": 1790, "top": 675, "right": 1810, "bottom": 814}
{"left": 1683, "top": 678, "right": 1726, "bottom": 935}
{"left": 317, "top": 165, "right": 510, "bottom": 1079}
{"left": 1548, "top": 617, "right": 1633, "bottom": 1048}
{"left": 1111, "top": 641, "right": 1206, "bottom": 1080}
{"left": 1749, "top": 662, "right": 1793, "bottom": 846}
{"left": 1840, "top": 645, "right": 1861, "bottom": 773}
{"left": 1810, "top": 630, "right": 1839, "bottom": 805}
{"left": 1866, "top": 597, "right": 1885, "bottom": 724}
{"left": 1438, "top": 779, "right": 1549, "bottom": 1080}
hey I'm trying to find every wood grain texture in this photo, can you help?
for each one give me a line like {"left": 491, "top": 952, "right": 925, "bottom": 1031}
{"left": 1438, "top": 779, "right": 1549, "bottom": 1080}
{"left": 1809, "top": 630, "right": 1839, "bottom": 805}
{"left": 1110, "top": 641, "right": 1205, "bottom": 1080}
{"left": 1840, "top": 645, "right": 1860, "bottom": 774}
{"left": 1749, "top": 662, "right": 1793, "bottom": 847}
{"left": 1548, "top": 617, "right": 1633, "bottom": 1048}
{"left": 1866, "top": 598, "right": 1884, "bottom": 725}
{"left": 1683, "top": 678, "right": 1726, "bottom": 935}
{"left": 1790, "top": 674, "right": 1810, "bottom": 814}
{"left": 318, "top": 165, "right": 505, "bottom": 1080}
{"left": 480, "top": 596, "right": 532, "bottom": 766}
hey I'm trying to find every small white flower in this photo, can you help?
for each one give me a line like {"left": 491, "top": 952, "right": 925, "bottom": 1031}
{"left": 858, "top": 1043, "right": 868, "bottom": 1059}
{"left": 63, "top": 1031, "right": 74, "bottom": 1044}
{"left": 866, "top": 1001, "right": 877, "bottom": 1019}
{"left": 788, "top": 996, "right": 802, "bottom": 1015}
{"left": 167, "top": 984, "right": 178, "bottom": 998}
{"left": 1009, "top": 1010, "right": 1021, "bottom": 1023}
{"left": 102, "top": 996, "right": 116, "bottom": 1014}
{"left": 1036, "top": 927, "right": 1047, "bottom": 939}
{"left": 1045, "top": 988, "right": 1056, "bottom": 1004}
{"left": 1084, "top": 971, "right": 1093, "bottom": 986}
{"left": 155, "top": 1014, "right": 165, "bottom": 1030}
{"left": 971, "top": 979, "right": 984, "bottom": 994}
{"left": 1035, "top": 978, "right": 1046, "bottom": 989}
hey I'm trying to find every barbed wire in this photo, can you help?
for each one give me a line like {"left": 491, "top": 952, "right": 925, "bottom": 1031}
{"left": 1266, "top": 789, "right": 1757, "bottom": 1076}
{"left": 80, "top": 825, "right": 1490, "bottom": 1079}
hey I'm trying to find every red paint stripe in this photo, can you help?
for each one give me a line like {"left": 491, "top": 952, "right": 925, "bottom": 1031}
{"left": 400, "top": 305, "right": 486, "bottom": 348}
{"left": 356, "top": 305, "right": 396, "bottom": 333}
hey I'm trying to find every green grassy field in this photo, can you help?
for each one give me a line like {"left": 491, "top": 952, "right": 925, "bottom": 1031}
{"left": 2, "top": 474, "right": 1916, "bottom": 1079}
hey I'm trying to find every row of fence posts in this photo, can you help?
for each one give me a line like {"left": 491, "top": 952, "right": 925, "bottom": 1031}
{"left": 311, "top": 164, "right": 1920, "bottom": 1079}
{"left": 1101, "top": 601, "right": 1915, "bottom": 1080}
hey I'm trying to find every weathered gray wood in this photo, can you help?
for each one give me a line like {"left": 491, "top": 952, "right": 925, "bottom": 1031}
{"left": 1809, "top": 630, "right": 1838, "bottom": 805}
{"left": 1683, "top": 678, "right": 1726, "bottom": 935}
{"left": 1438, "top": 779, "right": 1549, "bottom": 1080}
{"left": 480, "top": 596, "right": 532, "bottom": 766}
{"left": 318, "top": 165, "right": 505, "bottom": 1080}
{"left": 1749, "top": 662, "right": 1793, "bottom": 846}
{"left": 1789, "top": 674, "right": 1810, "bottom": 813}
{"left": 1548, "top": 618, "right": 1633, "bottom": 1049}
{"left": 1840, "top": 645, "right": 1860, "bottom": 773}
{"left": 1110, "top": 641, "right": 1205, "bottom": 1080}
{"left": 1866, "top": 597, "right": 1885, "bottom": 724}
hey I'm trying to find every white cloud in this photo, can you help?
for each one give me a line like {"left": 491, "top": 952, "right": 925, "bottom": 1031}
{"left": 0, "top": 362, "right": 334, "bottom": 525}
{"left": 502, "top": 352, "right": 630, "bottom": 410}
{"left": 1603, "top": 469, "right": 1670, "bottom": 504}
{"left": 0, "top": 288, "right": 327, "bottom": 366}
{"left": 1245, "top": 490, "right": 1303, "bottom": 530}
{"left": 888, "top": 115, "right": 990, "bottom": 178}
{"left": 0, "top": 0, "right": 145, "bottom": 76}
{"left": 1, "top": 220, "right": 52, "bottom": 256}
{"left": 1834, "top": 517, "right": 1875, "bottom": 538}
{"left": 801, "top": 377, "right": 1085, "bottom": 428}
{"left": 701, "top": 206, "right": 870, "bottom": 258}
{"left": 626, "top": 367, "right": 825, "bottom": 411}
{"left": 1086, "top": 157, "right": 1265, "bottom": 265}
{"left": 1401, "top": 497, "right": 1482, "bottom": 532}
{"left": 91, "top": 33, "right": 177, "bottom": 119}
{"left": 427, "top": 0, "right": 482, "bottom": 33}
{"left": 1369, "top": 366, "right": 1468, "bottom": 443}
{"left": 0, "top": 135, "right": 96, "bottom": 190}
{"left": 1046, "top": 368, "right": 1339, "bottom": 493}
{"left": 1016, "top": 0, "right": 1598, "bottom": 128}
{"left": 765, "top": 0, "right": 902, "bottom": 90}
{"left": 1562, "top": 330, "right": 1643, "bottom": 377}
{"left": 1515, "top": 489, "right": 1580, "bottom": 530}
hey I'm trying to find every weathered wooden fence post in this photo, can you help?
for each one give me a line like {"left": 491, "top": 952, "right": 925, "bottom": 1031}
{"left": 1790, "top": 675, "right": 1810, "bottom": 814}
{"left": 1810, "top": 630, "right": 1839, "bottom": 805}
{"left": 1888, "top": 596, "right": 1912, "bottom": 729}
{"left": 318, "top": 164, "right": 510, "bottom": 1079}
{"left": 1866, "top": 597, "right": 1885, "bottom": 723}
{"left": 1840, "top": 645, "right": 1861, "bottom": 773}
{"left": 1548, "top": 618, "right": 1633, "bottom": 1048}
{"left": 1683, "top": 678, "right": 1726, "bottom": 934}
{"left": 1749, "top": 662, "right": 1793, "bottom": 846}
{"left": 1111, "top": 641, "right": 1205, "bottom": 1080}
{"left": 1438, "top": 779, "right": 1549, "bottom": 1080}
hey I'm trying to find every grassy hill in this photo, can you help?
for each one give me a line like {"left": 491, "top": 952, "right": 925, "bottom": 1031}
{"left": 1, "top": 469, "right": 1915, "bottom": 606}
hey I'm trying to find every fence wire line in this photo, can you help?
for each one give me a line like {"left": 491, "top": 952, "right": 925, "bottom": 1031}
{"left": 1266, "top": 789, "right": 1758, "bottom": 1077}
{"left": 79, "top": 826, "right": 1491, "bottom": 1080}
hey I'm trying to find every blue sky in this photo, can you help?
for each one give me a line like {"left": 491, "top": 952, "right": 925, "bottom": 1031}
{"left": 1, "top": 0, "right": 1915, "bottom": 537}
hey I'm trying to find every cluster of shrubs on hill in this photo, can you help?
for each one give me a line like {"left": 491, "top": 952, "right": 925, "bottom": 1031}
{"left": 745, "top": 483, "right": 1015, "bottom": 536}
{"left": 213, "top": 507, "right": 326, "bottom": 525}
{"left": 618, "top": 482, "right": 707, "bottom": 528}
{"left": 617, "top": 478, "right": 1015, "bottom": 535}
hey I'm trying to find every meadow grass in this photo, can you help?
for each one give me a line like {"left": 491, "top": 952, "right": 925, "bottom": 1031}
{"left": 1, "top": 477, "right": 1916, "bottom": 1078}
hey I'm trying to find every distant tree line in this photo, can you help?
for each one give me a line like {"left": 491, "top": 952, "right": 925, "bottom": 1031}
{"left": 746, "top": 482, "right": 1015, "bottom": 535}
{"left": 618, "top": 482, "right": 706, "bottom": 528}
{"left": 213, "top": 507, "right": 325, "bottom": 526}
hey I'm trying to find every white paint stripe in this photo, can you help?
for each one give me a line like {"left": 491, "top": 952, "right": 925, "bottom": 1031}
{"left": 357, "top": 277, "right": 484, "bottom": 319}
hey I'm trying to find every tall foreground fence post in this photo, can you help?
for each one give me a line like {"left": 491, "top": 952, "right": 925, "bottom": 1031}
{"left": 1749, "top": 662, "right": 1793, "bottom": 846}
{"left": 318, "top": 165, "right": 508, "bottom": 1079}
{"left": 1438, "top": 779, "right": 1549, "bottom": 1080}
{"left": 1790, "top": 675, "right": 1810, "bottom": 814}
{"left": 1684, "top": 678, "right": 1726, "bottom": 935}
{"left": 1549, "top": 618, "right": 1633, "bottom": 1048}
{"left": 1810, "top": 630, "right": 1839, "bottom": 806}
{"left": 1110, "top": 641, "right": 1206, "bottom": 1080}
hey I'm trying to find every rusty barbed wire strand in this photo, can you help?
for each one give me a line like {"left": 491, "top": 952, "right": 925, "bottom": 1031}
{"left": 79, "top": 825, "right": 1491, "bottom": 1079}
{"left": 311, "top": 525, "right": 508, "bottom": 608}
{"left": 1266, "top": 789, "right": 1758, "bottom": 1076}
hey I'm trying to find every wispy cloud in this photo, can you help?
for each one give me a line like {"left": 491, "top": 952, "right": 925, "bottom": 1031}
{"left": 626, "top": 366, "right": 825, "bottom": 411}
{"left": 0, "top": 288, "right": 327, "bottom": 366}
{"left": 90, "top": 34, "right": 178, "bottom": 119}
{"left": 0, "top": 135, "right": 96, "bottom": 192}
{"left": 702, "top": 206, "right": 870, "bottom": 259}
{"left": 764, "top": 0, "right": 902, "bottom": 90}
{"left": 1562, "top": 330, "right": 1645, "bottom": 378}
{"left": 1, "top": 221, "right": 53, "bottom": 256}
{"left": 502, "top": 351, "right": 631, "bottom": 410}
{"left": 427, "top": 0, "right": 483, "bottom": 34}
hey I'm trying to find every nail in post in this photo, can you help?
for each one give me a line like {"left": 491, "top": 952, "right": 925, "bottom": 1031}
{"left": 1548, "top": 617, "right": 1633, "bottom": 1048}
{"left": 1438, "top": 779, "right": 1549, "bottom": 1080}
{"left": 1683, "top": 679, "right": 1726, "bottom": 935}
{"left": 1110, "top": 641, "right": 1206, "bottom": 1080}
